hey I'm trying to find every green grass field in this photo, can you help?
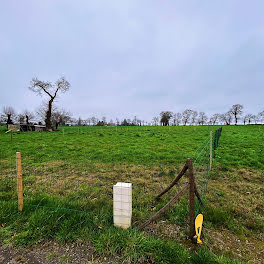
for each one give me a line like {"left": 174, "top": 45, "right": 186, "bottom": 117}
{"left": 0, "top": 125, "right": 263, "bottom": 263}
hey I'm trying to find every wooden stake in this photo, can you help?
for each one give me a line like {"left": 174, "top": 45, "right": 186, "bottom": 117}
{"left": 16, "top": 152, "right": 23, "bottom": 212}
{"left": 210, "top": 131, "right": 213, "bottom": 170}
{"left": 187, "top": 158, "right": 195, "bottom": 240}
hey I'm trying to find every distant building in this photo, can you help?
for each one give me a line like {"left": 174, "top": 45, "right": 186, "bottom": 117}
{"left": 8, "top": 124, "right": 46, "bottom": 132}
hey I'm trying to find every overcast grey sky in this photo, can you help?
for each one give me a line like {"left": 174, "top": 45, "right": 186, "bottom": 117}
{"left": 0, "top": 0, "right": 263, "bottom": 121}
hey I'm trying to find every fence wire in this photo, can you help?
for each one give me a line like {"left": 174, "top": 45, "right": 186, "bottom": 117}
{"left": 0, "top": 126, "right": 222, "bottom": 239}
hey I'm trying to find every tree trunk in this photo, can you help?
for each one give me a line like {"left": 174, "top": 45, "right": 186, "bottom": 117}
{"left": 235, "top": 113, "right": 238, "bottom": 125}
{"left": 45, "top": 99, "right": 53, "bottom": 130}
{"left": 26, "top": 115, "right": 29, "bottom": 125}
{"left": 6, "top": 114, "right": 13, "bottom": 129}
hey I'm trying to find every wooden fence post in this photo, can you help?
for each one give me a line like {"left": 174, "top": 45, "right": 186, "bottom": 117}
{"left": 16, "top": 152, "right": 23, "bottom": 212}
{"left": 210, "top": 131, "right": 213, "bottom": 170}
{"left": 187, "top": 158, "right": 195, "bottom": 240}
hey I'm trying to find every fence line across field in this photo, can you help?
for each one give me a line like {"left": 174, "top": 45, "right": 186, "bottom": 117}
{"left": 0, "top": 127, "right": 222, "bottom": 242}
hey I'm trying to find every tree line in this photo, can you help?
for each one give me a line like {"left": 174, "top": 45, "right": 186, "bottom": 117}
{"left": 1, "top": 77, "right": 264, "bottom": 129}
{"left": 157, "top": 105, "right": 264, "bottom": 126}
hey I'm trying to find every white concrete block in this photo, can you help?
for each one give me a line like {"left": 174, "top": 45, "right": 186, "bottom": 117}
{"left": 121, "top": 195, "right": 132, "bottom": 203}
{"left": 114, "top": 182, "right": 132, "bottom": 195}
{"left": 114, "top": 215, "right": 131, "bottom": 229}
{"left": 113, "top": 193, "right": 122, "bottom": 202}
{"left": 114, "top": 209, "right": 131, "bottom": 217}
{"left": 113, "top": 182, "right": 132, "bottom": 229}
{"left": 113, "top": 201, "right": 122, "bottom": 210}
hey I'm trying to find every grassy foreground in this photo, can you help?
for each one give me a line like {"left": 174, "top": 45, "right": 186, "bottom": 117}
{"left": 0, "top": 125, "right": 263, "bottom": 263}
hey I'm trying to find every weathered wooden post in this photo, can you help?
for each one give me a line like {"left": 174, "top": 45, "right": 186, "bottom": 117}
{"left": 16, "top": 152, "right": 23, "bottom": 211}
{"left": 210, "top": 131, "right": 213, "bottom": 170}
{"left": 187, "top": 158, "right": 195, "bottom": 240}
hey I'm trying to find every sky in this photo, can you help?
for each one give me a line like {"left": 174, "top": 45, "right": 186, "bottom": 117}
{"left": 0, "top": 0, "right": 264, "bottom": 122}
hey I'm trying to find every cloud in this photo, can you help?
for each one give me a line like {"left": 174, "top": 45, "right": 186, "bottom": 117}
{"left": 0, "top": 0, "right": 264, "bottom": 121}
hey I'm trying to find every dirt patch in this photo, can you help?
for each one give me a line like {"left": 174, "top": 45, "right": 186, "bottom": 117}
{"left": 205, "top": 228, "right": 264, "bottom": 264}
{"left": 0, "top": 241, "right": 117, "bottom": 264}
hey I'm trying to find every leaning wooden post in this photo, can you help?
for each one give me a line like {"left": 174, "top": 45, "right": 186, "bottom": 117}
{"left": 187, "top": 158, "right": 195, "bottom": 240}
{"left": 210, "top": 131, "right": 213, "bottom": 170}
{"left": 16, "top": 152, "right": 23, "bottom": 212}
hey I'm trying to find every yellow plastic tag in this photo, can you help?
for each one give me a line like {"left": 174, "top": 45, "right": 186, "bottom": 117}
{"left": 195, "top": 214, "right": 203, "bottom": 244}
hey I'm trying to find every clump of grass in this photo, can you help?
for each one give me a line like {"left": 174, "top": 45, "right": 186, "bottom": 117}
{"left": 205, "top": 205, "right": 232, "bottom": 227}
{"left": 45, "top": 251, "right": 58, "bottom": 260}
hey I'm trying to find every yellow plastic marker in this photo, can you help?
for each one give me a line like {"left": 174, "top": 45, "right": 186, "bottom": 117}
{"left": 195, "top": 214, "right": 203, "bottom": 244}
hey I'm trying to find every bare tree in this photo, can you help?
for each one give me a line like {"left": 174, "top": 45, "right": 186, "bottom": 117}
{"left": 244, "top": 114, "right": 253, "bottom": 125}
{"left": 22, "top": 110, "right": 34, "bottom": 124}
{"left": 190, "top": 110, "right": 198, "bottom": 125}
{"left": 172, "top": 114, "right": 177, "bottom": 126}
{"left": 152, "top": 116, "right": 159, "bottom": 126}
{"left": 176, "top": 113, "right": 182, "bottom": 126}
{"left": 77, "top": 117, "right": 83, "bottom": 126}
{"left": 109, "top": 119, "right": 114, "bottom": 126}
{"left": 29, "top": 77, "right": 70, "bottom": 130}
{"left": 36, "top": 103, "right": 48, "bottom": 123}
{"left": 230, "top": 104, "right": 243, "bottom": 125}
{"left": 242, "top": 115, "right": 247, "bottom": 125}
{"left": 91, "top": 116, "right": 97, "bottom": 126}
{"left": 102, "top": 116, "right": 107, "bottom": 125}
{"left": 258, "top": 111, "right": 264, "bottom": 124}
{"left": 132, "top": 116, "right": 139, "bottom": 126}
{"left": 198, "top": 112, "right": 208, "bottom": 125}
{"left": 2, "top": 106, "right": 16, "bottom": 128}
{"left": 18, "top": 114, "right": 25, "bottom": 124}
{"left": 220, "top": 111, "right": 232, "bottom": 125}
{"left": 182, "top": 109, "right": 192, "bottom": 126}
{"left": 160, "top": 111, "right": 173, "bottom": 126}
{"left": 86, "top": 118, "right": 91, "bottom": 126}
{"left": 210, "top": 113, "right": 220, "bottom": 125}
{"left": 52, "top": 109, "right": 72, "bottom": 129}
{"left": 172, "top": 113, "right": 181, "bottom": 126}
{"left": 252, "top": 115, "right": 259, "bottom": 124}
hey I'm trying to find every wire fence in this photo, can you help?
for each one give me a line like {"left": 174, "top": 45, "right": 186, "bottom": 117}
{"left": 194, "top": 127, "right": 222, "bottom": 215}
{"left": 0, "top": 126, "right": 222, "bottom": 239}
